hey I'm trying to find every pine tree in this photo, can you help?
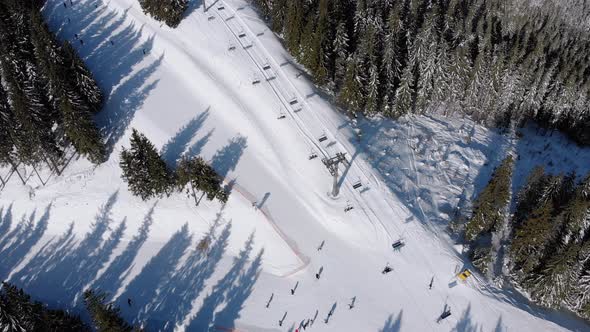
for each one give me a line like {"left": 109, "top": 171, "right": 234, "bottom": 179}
{"left": 285, "top": 0, "right": 304, "bottom": 56}
{"left": 120, "top": 129, "right": 173, "bottom": 200}
{"left": 465, "top": 156, "right": 514, "bottom": 242}
{"left": 176, "top": 156, "right": 228, "bottom": 203}
{"left": 333, "top": 21, "right": 350, "bottom": 89}
{"left": 83, "top": 289, "right": 134, "bottom": 332}
{"left": 138, "top": 0, "right": 189, "bottom": 28}
{"left": 393, "top": 57, "right": 414, "bottom": 117}
{"left": 337, "top": 56, "right": 364, "bottom": 114}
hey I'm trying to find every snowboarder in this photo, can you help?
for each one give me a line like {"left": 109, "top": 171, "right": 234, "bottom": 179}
{"left": 142, "top": 48, "right": 146, "bottom": 55}
{"left": 317, "top": 240, "right": 325, "bottom": 251}
{"left": 316, "top": 266, "right": 323, "bottom": 279}
{"left": 291, "top": 281, "right": 299, "bottom": 295}
{"left": 382, "top": 264, "right": 392, "bottom": 274}
{"left": 127, "top": 298, "right": 132, "bottom": 306}
{"left": 110, "top": 40, "right": 114, "bottom": 46}
{"left": 325, "top": 303, "right": 336, "bottom": 324}
{"left": 63, "top": 2, "right": 67, "bottom": 8}
{"left": 74, "top": 33, "right": 78, "bottom": 39}
{"left": 348, "top": 296, "right": 356, "bottom": 309}
{"left": 429, "top": 276, "right": 434, "bottom": 290}
{"left": 79, "top": 39, "right": 84, "bottom": 45}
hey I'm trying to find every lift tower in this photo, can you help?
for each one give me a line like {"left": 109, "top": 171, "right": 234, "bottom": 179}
{"left": 322, "top": 152, "right": 348, "bottom": 197}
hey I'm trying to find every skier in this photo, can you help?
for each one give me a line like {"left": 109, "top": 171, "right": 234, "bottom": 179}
{"left": 110, "top": 40, "right": 114, "bottom": 46}
{"left": 291, "top": 281, "right": 299, "bottom": 295}
{"left": 317, "top": 240, "right": 325, "bottom": 251}
{"left": 316, "top": 266, "right": 324, "bottom": 279}
{"left": 348, "top": 296, "right": 356, "bottom": 309}
{"left": 266, "top": 293, "right": 274, "bottom": 308}
{"left": 429, "top": 276, "right": 434, "bottom": 290}
{"left": 127, "top": 298, "right": 132, "bottom": 306}
{"left": 63, "top": 2, "right": 67, "bottom": 8}
{"left": 79, "top": 39, "right": 84, "bottom": 45}
{"left": 382, "top": 264, "right": 392, "bottom": 274}
{"left": 279, "top": 311, "right": 287, "bottom": 326}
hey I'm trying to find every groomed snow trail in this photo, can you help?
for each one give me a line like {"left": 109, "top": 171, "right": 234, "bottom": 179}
{"left": 0, "top": 0, "right": 589, "bottom": 331}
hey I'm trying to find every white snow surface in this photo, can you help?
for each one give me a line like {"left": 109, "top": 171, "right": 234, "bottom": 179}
{"left": 1, "top": 0, "right": 590, "bottom": 331}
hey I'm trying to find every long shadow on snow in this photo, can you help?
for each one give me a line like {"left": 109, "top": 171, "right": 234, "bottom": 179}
{"left": 10, "top": 192, "right": 124, "bottom": 309}
{"left": 91, "top": 203, "right": 156, "bottom": 297}
{"left": 117, "top": 223, "right": 193, "bottom": 326}
{"left": 161, "top": 109, "right": 210, "bottom": 168}
{"left": 184, "top": 0, "right": 205, "bottom": 19}
{"left": 143, "top": 216, "right": 232, "bottom": 331}
{"left": 0, "top": 204, "right": 14, "bottom": 245}
{"left": 0, "top": 205, "right": 50, "bottom": 281}
{"left": 185, "top": 233, "right": 262, "bottom": 331}
{"left": 211, "top": 135, "right": 248, "bottom": 178}
{"left": 451, "top": 304, "right": 480, "bottom": 332}
{"left": 379, "top": 310, "right": 403, "bottom": 332}
{"left": 44, "top": 0, "right": 162, "bottom": 156}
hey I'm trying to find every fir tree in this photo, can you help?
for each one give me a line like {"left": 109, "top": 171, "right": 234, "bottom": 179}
{"left": 83, "top": 289, "right": 135, "bottom": 332}
{"left": 176, "top": 156, "right": 228, "bottom": 203}
{"left": 120, "top": 129, "right": 173, "bottom": 200}
{"left": 138, "top": 0, "right": 188, "bottom": 28}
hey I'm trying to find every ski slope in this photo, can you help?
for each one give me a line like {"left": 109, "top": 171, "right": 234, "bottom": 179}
{"left": 1, "top": 0, "right": 590, "bottom": 331}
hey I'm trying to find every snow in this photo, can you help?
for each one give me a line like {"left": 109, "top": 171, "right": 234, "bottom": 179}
{"left": 1, "top": 0, "right": 590, "bottom": 331}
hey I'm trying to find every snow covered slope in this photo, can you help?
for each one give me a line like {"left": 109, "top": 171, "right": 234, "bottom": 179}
{"left": 1, "top": 0, "right": 590, "bottom": 331}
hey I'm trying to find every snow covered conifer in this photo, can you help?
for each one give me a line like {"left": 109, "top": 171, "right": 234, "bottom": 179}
{"left": 138, "top": 0, "right": 188, "bottom": 28}
{"left": 83, "top": 289, "right": 134, "bottom": 332}
{"left": 120, "top": 129, "right": 173, "bottom": 200}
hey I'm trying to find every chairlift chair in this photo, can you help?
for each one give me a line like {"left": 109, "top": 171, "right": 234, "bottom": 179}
{"left": 262, "top": 63, "right": 271, "bottom": 70}
{"left": 352, "top": 181, "right": 363, "bottom": 189}
{"left": 252, "top": 75, "right": 261, "bottom": 85}
{"left": 277, "top": 112, "right": 286, "bottom": 119}
{"left": 238, "top": 31, "right": 247, "bottom": 38}
{"left": 309, "top": 151, "right": 318, "bottom": 160}
{"left": 392, "top": 239, "right": 405, "bottom": 250}
{"left": 228, "top": 43, "right": 236, "bottom": 51}
{"left": 289, "top": 98, "right": 298, "bottom": 105}
{"left": 217, "top": 4, "right": 225, "bottom": 10}
{"left": 318, "top": 135, "right": 328, "bottom": 142}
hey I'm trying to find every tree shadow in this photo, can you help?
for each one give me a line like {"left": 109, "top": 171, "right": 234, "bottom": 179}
{"left": 211, "top": 135, "right": 248, "bottom": 178}
{"left": 99, "top": 54, "right": 163, "bottom": 155}
{"left": 451, "top": 304, "right": 480, "bottom": 332}
{"left": 380, "top": 310, "right": 403, "bottom": 332}
{"left": 0, "top": 204, "right": 51, "bottom": 281}
{"left": 0, "top": 204, "right": 14, "bottom": 245}
{"left": 116, "top": 224, "right": 193, "bottom": 325}
{"left": 186, "top": 129, "right": 215, "bottom": 159}
{"left": 493, "top": 316, "right": 505, "bottom": 332}
{"left": 161, "top": 109, "right": 210, "bottom": 168}
{"left": 142, "top": 218, "right": 232, "bottom": 331}
{"left": 91, "top": 203, "right": 156, "bottom": 297}
{"left": 185, "top": 0, "right": 205, "bottom": 18}
{"left": 43, "top": 0, "right": 163, "bottom": 157}
{"left": 9, "top": 191, "right": 123, "bottom": 309}
{"left": 185, "top": 233, "right": 260, "bottom": 331}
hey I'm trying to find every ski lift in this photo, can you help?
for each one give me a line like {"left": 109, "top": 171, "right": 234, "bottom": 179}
{"left": 352, "top": 181, "right": 363, "bottom": 189}
{"left": 437, "top": 307, "right": 452, "bottom": 323}
{"left": 289, "top": 97, "right": 298, "bottom": 105}
{"left": 309, "top": 150, "right": 318, "bottom": 160}
{"left": 318, "top": 134, "right": 328, "bottom": 143}
{"left": 392, "top": 239, "right": 405, "bottom": 250}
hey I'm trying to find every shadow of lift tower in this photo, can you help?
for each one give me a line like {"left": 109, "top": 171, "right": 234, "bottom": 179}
{"left": 322, "top": 152, "right": 348, "bottom": 197}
